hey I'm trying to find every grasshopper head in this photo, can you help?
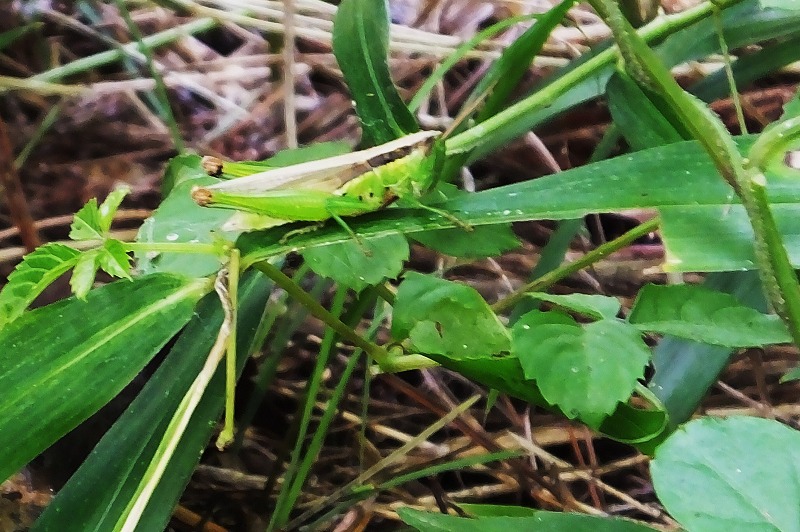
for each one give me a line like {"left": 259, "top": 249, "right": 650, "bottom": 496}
{"left": 191, "top": 186, "right": 213, "bottom": 206}
{"left": 201, "top": 156, "right": 224, "bottom": 176}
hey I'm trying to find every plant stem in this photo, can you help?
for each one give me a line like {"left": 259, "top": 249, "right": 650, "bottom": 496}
{"left": 589, "top": 0, "right": 800, "bottom": 346}
{"left": 446, "top": 0, "right": 745, "bottom": 156}
{"left": 493, "top": 216, "right": 661, "bottom": 313}
{"left": 253, "top": 260, "right": 392, "bottom": 365}
{"left": 123, "top": 241, "right": 221, "bottom": 255}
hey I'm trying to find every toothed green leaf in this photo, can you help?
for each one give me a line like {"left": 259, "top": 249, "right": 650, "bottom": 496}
{"left": 0, "top": 243, "right": 81, "bottom": 326}
{"left": 99, "top": 239, "right": 132, "bottom": 279}
{"left": 70, "top": 199, "right": 104, "bottom": 240}
{"left": 98, "top": 186, "right": 130, "bottom": 233}
{"left": 70, "top": 251, "right": 101, "bottom": 300}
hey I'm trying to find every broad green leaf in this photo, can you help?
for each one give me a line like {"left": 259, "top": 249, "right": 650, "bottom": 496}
{"left": 424, "top": 352, "right": 666, "bottom": 444}
{"left": 528, "top": 292, "right": 621, "bottom": 320}
{"left": 32, "top": 272, "right": 270, "bottom": 532}
{"left": 512, "top": 310, "right": 649, "bottom": 418}
{"left": 235, "top": 137, "right": 762, "bottom": 270}
{"left": 137, "top": 177, "right": 229, "bottom": 277}
{"left": 70, "top": 249, "right": 100, "bottom": 299}
{"left": 398, "top": 507, "right": 658, "bottom": 532}
{"left": 161, "top": 153, "right": 206, "bottom": 195}
{"left": 332, "top": 0, "right": 418, "bottom": 145}
{"left": 393, "top": 272, "right": 510, "bottom": 359}
{"left": 97, "top": 185, "right": 130, "bottom": 232}
{"left": 0, "top": 273, "right": 208, "bottom": 483}
{"left": 648, "top": 271, "right": 766, "bottom": 434}
{"left": 302, "top": 233, "right": 408, "bottom": 292}
{"left": 761, "top": 0, "right": 800, "bottom": 10}
{"left": 629, "top": 283, "right": 790, "bottom": 346}
{"left": 99, "top": 239, "right": 133, "bottom": 279}
{"left": 0, "top": 243, "right": 80, "bottom": 326}
{"left": 69, "top": 198, "right": 103, "bottom": 240}
{"left": 410, "top": 224, "right": 520, "bottom": 258}
{"left": 652, "top": 416, "right": 800, "bottom": 532}
{"left": 457, "top": 504, "right": 538, "bottom": 517}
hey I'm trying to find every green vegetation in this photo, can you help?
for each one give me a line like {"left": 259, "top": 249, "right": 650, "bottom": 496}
{"left": 2, "top": 0, "right": 800, "bottom": 529}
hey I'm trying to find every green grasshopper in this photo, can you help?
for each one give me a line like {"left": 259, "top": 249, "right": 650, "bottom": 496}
{"left": 190, "top": 129, "right": 468, "bottom": 240}
{"left": 189, "top": 130, "right": 470, "bottom": 450}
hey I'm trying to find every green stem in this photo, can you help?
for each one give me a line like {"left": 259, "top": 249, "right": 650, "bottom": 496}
{"left": 746, "top": 170, "right": 800, "bottom": 345}
{"left": 253, "top": 260, "right": 391, "bottom": 365}
{"left": 123, "top": 241, "right": 220, "bottom": 255}
{"left": 446, "top": 0, "right": 745, "bottom": 156}
{"left": 589, "top": 0, "right": 800, "bottom": 347}
{"left": 493, "top": 216, "right": 660, "bottom": 313}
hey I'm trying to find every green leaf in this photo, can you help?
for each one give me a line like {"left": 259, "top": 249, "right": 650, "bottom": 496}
{"left": 70, "top": 250, "right": 100, "bottom": 299}
{"left": 0, "top": 243, "right": 80, "bottom": 326}
{"left": 409, "top": 15, "right": 540, "bottom": 112}
{"left": 457, "top": 504, "right": 538, "bottom": 518}
{"left": 448, "top": 1, "right": 800, "bottom": 161}
{"left": 31, "top": 272, "right": 270, "bottom": 531}
{"left": 261, "top": 141, "right": 352, "bottom": 168}
{"left": 332, "top": 0, "right": 418, "bottom": 145}
{"left": 651, "top": 416, "right": 800, "bottom": 532}
{"left": 97, "top": 186, "right": 130, "bottom": 233}
{"left": 69, "top": 198, "right": 104, "bottom": 240}
{"left": 137, "top": 176, "right": 230, "bottom": 277}
{"left": 411, "top": 224, "right": 520, "bottom": 258}
{"left": 528, "top": 292, "right": 621, "bottom": 320}
{"left": 440, "top": 0, "right": 573, "bottom": 178}
{"left": 0, "top": 274, "right": 207, "bottom": 483}
{"left": 761, "top": 0, "right": 800, "bottom": 10}
{"left": 99, "top": 239, "right": 133, "bottom": 279}
{"left": 607, "top": 70, "right": 684, "bottom": 150}
{"left": 161, "top": 153, "right": 206, "bottom": 195}
{"left": 393, "top": 272, "right": 510, "bottom": 359}
{"left": 236, "top": 136, "right": 766, "bottom": 271}
{"left": 424, "top": 352, "right": 666, "bottom": 444}
{"left": 474, "top": 0, "right": 575, "bottom": 123}
{"left": 512, "top": 311, "right": 649, "bottom": 418}
{"left": 629, "top": 284, "right": 790, "bottom": 346}
{"left": 781, "top": 365, "right": 800, "bottom": 382}
{"left": 302, "top": 233, "right": 408, "bottom": 292}
{"left": 398, "top": 507, "right": 658, "bottom": 532}
{"left": 648, "top": 271, "right": 766, "bottom": 435}
{"left": 0, "top": 23, "right": 40, "bottom": 52}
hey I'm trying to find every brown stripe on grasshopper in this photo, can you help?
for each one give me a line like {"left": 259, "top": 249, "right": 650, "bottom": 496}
{"left": 365, "top": 133, "right": 438, "bottom": 168}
